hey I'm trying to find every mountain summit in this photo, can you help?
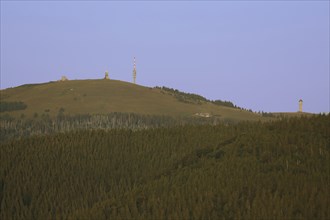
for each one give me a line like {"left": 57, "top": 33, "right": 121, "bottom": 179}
{"left": 0, "top": 79, "right": 261, "bottom": 121}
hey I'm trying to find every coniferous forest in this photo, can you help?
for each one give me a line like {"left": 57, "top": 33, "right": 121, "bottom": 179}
{"left": 0, "top": 114, "right": 329, "bottom": 219}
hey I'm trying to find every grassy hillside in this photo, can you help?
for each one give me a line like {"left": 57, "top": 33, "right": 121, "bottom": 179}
{"left": 1, "top": 115, "right": 329, "bottom": 219}
{"left": 0, "top": 79, "right": 261, "bottom": 121}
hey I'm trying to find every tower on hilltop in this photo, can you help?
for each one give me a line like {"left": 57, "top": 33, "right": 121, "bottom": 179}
{"left": 132, "top": 57, "right": 137, "bottom": 84}
{"left": 104, "top": 70, "right": 110, "bottom": 80}
{"left": 299, "top": 99, "right": 303, "bottom": 112}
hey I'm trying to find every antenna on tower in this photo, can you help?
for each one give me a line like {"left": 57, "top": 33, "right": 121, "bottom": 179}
{"left": 133, "top": 57, "right": 137, "bottom": 84}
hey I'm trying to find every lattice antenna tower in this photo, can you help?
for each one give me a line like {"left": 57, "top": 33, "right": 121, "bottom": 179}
{"left": 133, "top": 57, "right": 137, "bottom": 84}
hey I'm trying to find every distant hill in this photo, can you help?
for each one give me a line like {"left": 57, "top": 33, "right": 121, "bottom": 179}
{"left": 271, "top": 112, "right": 315, "bottom": 118}
{"left": 0, "top": 79, "right": 263, "bottom": 121}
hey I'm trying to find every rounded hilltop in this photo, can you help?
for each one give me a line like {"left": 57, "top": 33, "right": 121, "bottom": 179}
{"left": 58, "top": 57, "right": 137, "bottom": 84}
{"left": 0, "top": 79, "right": 262, "bottom": 121}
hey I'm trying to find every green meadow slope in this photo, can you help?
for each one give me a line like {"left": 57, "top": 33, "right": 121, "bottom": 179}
{"left": 0, "top": 79, "right": 262, "bottom": 121}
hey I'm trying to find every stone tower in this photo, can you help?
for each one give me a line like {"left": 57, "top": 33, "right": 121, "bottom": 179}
{"left": 104, "top": 71, "right": 110, "bottom": 80}
{"left": 132, "top": 57, "right": 137, "bottom": 84}
{"left": 299, "top": 99, "right": 303, "bottom": 112}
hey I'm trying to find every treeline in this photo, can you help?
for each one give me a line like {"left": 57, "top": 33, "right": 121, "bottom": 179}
{"left": 260, "top": 111, "right": 275, "bottom": 117}
{"left": 0, "top": 112, "right": 226, "bottom": 143}
{"left": 156, "top": 86, "right": 208, "bottom": 104}
{"left": 212, "top": 99, "right": 235, "bottom": 108}
{"left": 0, "top": 114, "right": 329, "bottom": 219}
{"left": 0, "top": 101, "right": 27, "bottom": 112}
{"left": 156, "top": 86, "right": 236, "bottom": 108}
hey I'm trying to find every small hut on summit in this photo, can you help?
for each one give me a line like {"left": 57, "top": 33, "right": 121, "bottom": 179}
{"left": 60, "top": 76, "right": 68, "bottom": 81}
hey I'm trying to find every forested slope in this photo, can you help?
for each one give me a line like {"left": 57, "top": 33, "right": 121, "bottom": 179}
{"left": 0, "top": 113, "right": 227, "bottom": 143}
{"left": 0, "top": 115, "right": 329, "bottom": 219}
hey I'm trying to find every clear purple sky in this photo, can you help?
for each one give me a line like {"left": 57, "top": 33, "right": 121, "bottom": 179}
{"left": 1, "top": 1, "right": 329, "bottom": 113}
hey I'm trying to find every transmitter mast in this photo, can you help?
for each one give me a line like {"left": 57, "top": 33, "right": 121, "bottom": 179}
{"left": 133, "top": 57, "right": 137, "bottom": 84}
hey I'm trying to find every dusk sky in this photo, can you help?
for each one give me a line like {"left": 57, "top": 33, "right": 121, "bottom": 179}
{"left": 1, "top": 1, "right": 329, "bottom": 113}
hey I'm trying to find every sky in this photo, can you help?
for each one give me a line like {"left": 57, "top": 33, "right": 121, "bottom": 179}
{"left": 0, "top": 1, "right": 329, "bottom": 113}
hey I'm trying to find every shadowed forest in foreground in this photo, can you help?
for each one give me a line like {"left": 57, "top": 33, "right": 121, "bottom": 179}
{"left": 0, "top": 114, "right": 329, "bottom": 219}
